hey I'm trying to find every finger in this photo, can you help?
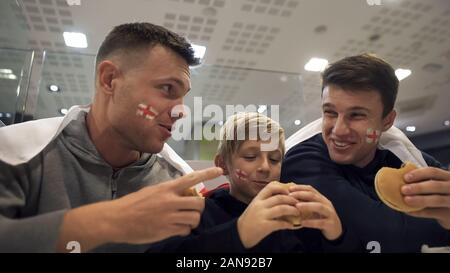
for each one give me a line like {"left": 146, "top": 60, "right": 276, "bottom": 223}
{"left": 171, "top": 196, "right": 205, "bottom": 212}
{"left": 267, "top": 219, "right": 296, "bottom": 232}
{"left": 170, "top": 167, "right": 223, "bottom": 193}
{"left": 404, "top": 167, "right": 450, "bottom": 183}
{"left": 404, "top": 195, "right": 450, "bottom": 208}
{"left": 289, "top": 191, "right": 328, "bottom": 204}
{"left": 300, "top": 219, "right": 329, "bottom": 230}
{"left": 402, "top": 180, "right": 450, "bottom": 195}
{"left": 255, "top": 182, "right": 290, "bottom": 200}
{"left": 288, "top": 184, "right": 317, "bottom": 193}
{"left": 406, "top": 207, "right": 449, "bottom": 221}
{"left": 296, "top": 202, "right": 331, "bottom": 219}
{"left": 170, "top": 211, "right": 202, "bottom": 229}
{"left": 267, "top": 204, "right": 301, "bottom": 219}
{"left": 263, "top": 194, "right": 299, "bottom": 208}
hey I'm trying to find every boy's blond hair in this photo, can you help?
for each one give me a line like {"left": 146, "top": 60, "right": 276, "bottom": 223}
{"left": 216, "top": 112, "right": 285, "bottom": 165}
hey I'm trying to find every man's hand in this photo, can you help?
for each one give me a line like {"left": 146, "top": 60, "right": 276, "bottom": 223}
{"left": 401, "top": 167, "right": 450, "bottom": 229}
{"left": 57, "top": 167, "right": 222, "bottom": 252}
{"left": 237, "top": 182, "right": 300, "bottom": 249}
{"left": 288, "top": 185, "right": 343, "bottom": 241}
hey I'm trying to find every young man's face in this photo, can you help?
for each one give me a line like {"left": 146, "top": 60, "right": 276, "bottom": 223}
{"left": 321, "top": 84, "right": 395, "bottom": 168}
{"left": 227, "top": 140, "right": 283, "bottom": 204}
{"left": 107, "top": 45, "right": 191, "bottom": 153}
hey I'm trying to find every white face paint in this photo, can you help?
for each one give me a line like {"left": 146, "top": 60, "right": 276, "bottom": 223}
{"left": 235, "top": 169, "right": 249, "bottom": 182}
{"left": 366, "top": 128, "right": 381, "bottom": 144}
{"left": 136, "top": 103, "right": 159, "bottom": 120}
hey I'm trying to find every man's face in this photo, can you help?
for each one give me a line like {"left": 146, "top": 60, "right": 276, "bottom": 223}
{"left": 321, "top": 85, "right": 395, "bottom": 168}
{"left": 107, "top": 45, "right": 191, "bottom": 153}
{"left": 227, "top": 140, "right": 282, "bottom": 204}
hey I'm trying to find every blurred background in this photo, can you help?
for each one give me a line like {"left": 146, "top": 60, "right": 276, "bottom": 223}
{"left": 0, "top": 0, "right": 449, "bottom": 170}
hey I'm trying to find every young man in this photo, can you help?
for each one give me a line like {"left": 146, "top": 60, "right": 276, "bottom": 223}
{"left": 148, "top": 112, "right": 354, "bottom": 252}
{"left": 281, "top": 53, "right": 450, "bottom": 252}
{"left": 0, "top": 23, "right": 222, "bottom": 252}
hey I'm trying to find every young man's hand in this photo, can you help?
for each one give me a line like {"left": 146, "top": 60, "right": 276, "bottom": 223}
{"left": 57, "top": 167, "right": 222, "bottom": 252}
{"left": 402, "top": 167, "right": 450, "bottom": 229}
{"left": 288, "top": 184, "right": 343, "bottom": 241}
{"left": 237, "top": 182, "right": 300, "bottom": 249}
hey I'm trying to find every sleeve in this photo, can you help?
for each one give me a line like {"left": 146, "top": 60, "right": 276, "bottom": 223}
{"left": 146, "top": 198, "right": 248, "bottom": 253}
{"left": 146, "top": 218, "right": 247, "bottom": 253}
{"left": 280, "top": 141, "right": 450, "bottom": 253}
{"left": 0, "top": 161, "right": 66, "bottom": 253}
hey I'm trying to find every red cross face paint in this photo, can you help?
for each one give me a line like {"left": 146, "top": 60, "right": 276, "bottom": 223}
{"left": 136, "top": 103, "right": 159, "bottom": 120}
{"left": 235, "top": 169, "right": 249, "bottom": 182}
{"left": 366, "top": 128, "right": 381, "bottom": 144}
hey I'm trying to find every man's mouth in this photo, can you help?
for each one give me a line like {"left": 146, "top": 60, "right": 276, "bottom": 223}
{"left": 159, "top": 124, "right": 173, "bottom": 132}
{"left": 331, "top": 139, "right": 353, "bottom": 150}
{"left": 158, "top": 123, "right": 173, "bottom": 138}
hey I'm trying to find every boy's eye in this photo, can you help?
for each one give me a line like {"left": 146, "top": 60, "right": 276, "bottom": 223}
{"left": 243, "top": 156, "right": 256, "bottom": 160}
{"left": 270, "top": 158, "right": 281, "bottom": 163}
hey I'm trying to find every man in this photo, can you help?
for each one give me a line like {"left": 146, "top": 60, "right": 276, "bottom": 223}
{"left": 281, "top": 53, "right": 450, "bottom": 252}
{"left": 0, "top": 23, "right": 222, "bottom": 252}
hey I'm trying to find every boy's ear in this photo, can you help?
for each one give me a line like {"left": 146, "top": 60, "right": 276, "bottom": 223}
{"left": 382, "top": 109, "right": 396, "bottom": 132}
{"left": 214, "top": 155, "right": 229, "bottom": 175}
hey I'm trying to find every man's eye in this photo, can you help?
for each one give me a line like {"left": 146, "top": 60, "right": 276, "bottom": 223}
{"left": 350, "top": 113, "right": 366, "bottom": 118}
{"left": 323, "top": 110, "right": 336, "bottom": 116}
{"left": 161, "top": 85, "right": 172, "bottom": 93}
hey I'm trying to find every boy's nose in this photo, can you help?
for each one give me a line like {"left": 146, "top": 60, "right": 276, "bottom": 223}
{"left": 258, "top": 158, "right": 271, "bottom": 172}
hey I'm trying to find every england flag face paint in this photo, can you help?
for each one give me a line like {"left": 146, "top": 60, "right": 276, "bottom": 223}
{"left": 235, "top": 169, "right": 249, "bottom": 182}
{"left": 136, "top": 103, "right": 159, "bottom": 120}
{"left": 366, "top": 128, "right": 381, "bottom": 144}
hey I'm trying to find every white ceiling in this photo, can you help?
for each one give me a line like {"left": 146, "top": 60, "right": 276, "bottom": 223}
{"left": 0, "top": 0, "right": 449, "bottom": 142}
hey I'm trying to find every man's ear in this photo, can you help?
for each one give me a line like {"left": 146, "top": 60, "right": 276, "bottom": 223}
{"left": 96, "top": 60, "right": 121, "bottom": 95}
{"left": 214, "top": 154, "right": 229, "bottom": 175}
{"left": 382, "top": 109, "right": 396, "bottom": 132}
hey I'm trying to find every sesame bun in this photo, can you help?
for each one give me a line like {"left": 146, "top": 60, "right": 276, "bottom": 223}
{"left": 374, "top": 162, "right": 424, "bottom": 212}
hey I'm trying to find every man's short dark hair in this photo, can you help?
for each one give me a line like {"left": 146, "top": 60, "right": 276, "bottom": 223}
{"left": 321, "top": 53, "right": 399, "bottom": 117}
{"left": 96, "top": 22, "right": 200, "bottom": 68}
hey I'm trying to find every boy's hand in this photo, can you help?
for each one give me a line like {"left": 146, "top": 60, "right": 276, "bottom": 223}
{"left": 288, "top": 184, "right": 343, "bottom": 241}
{"left": 237, "top": 181, "right": 300, "bottom": 249}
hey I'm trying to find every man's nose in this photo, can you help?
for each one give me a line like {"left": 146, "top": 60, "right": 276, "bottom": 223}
{"left": 169, "top": 101, "right": 186, "bottom": 122}
{"left": 332, "top": 116, "right": 350, "bottom": 136}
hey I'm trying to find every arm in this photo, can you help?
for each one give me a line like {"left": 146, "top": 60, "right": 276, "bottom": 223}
{"left": 56, "top": 167, "right": 222, "bottom": 252}
{"left": 1, "top": 162, "right": 221, "bottom": 252}
{"left": 0, "top": 161, "right": 67, "bottom": 252}
{"left": 281, "top": 142, "right": 450, "bottom": 252}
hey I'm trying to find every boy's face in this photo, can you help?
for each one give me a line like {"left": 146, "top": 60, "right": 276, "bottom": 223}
{"left": 321, "top": 84, "right": 395, "bottom": 168}
{"left": 227, "top": 140, "right": 283, "bottom": 204}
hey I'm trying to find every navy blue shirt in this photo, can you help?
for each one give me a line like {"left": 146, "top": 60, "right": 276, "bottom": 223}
{"left": 147, "top": 187, "right": 357, "bottom": 253}
{"left": 281, "top": 134, "right": 450, "bottom": 253}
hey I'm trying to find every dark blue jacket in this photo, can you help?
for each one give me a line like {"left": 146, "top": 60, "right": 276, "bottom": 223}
{"left": 281, "top": 134, "right": 450, "bottom": 253}
{"left": 147, "top": 187, "right": 358, "bottom": 253}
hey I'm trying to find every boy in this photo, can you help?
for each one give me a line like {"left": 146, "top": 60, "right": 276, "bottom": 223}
{"left": 148, "top": 112, "right": 353, "bottom": 252}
